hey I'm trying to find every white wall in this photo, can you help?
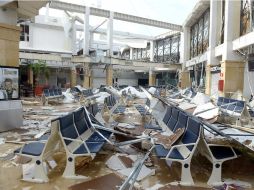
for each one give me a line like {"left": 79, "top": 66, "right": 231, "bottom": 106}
{"left": 30, "top": 24, "right": 71, "bottom": 52}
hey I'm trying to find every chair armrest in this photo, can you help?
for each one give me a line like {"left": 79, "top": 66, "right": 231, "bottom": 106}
{"left": 166, "top": 143, "right": 196, "bottom": 160}
{"left": 62, "top": 137, "right": 91, "bottom": 154}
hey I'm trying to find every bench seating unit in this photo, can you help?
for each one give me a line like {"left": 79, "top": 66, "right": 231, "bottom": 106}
{"left": 58, "top": 112, "right": 107, "bottom": 179}
{"left": 86, "top": 103, "right": 100, "bottom": 117}
{"left": 14, "top": 120, "right": 61, "bottom": 183}
{"left": 135, "top": 98, "right": 151, "bottom": 116}
{"left": 42, "top": 88, "right": 63, "bottom": 105}
{"left": 155, "top": 117, "right": 202, "bottom": 186}
{"left": 144, "top": 106, "right": 173, "bottom": 131}
{"left": 217, "top": 97, "right": 245, "bottom": 117}
{"left": 199, "top": 129, "right": 238, "bottom": 186}
{"left": 82, "top": 89, "right": 94, "bottom": 97}
{"left": 104, "top": 95, "right": 126, "bottom": 115}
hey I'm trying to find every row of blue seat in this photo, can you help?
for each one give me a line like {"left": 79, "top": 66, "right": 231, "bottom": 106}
{"left": 155, "top": 106, "right": 201, "bottom": 159}
{"left": 153, "top": 104, "right": 239, "bottom": 186}
{"left": 59, "top": 107, "right": 112, "bottom": 154}
{"left": 135, "top": 99, "right": 151, "bottom": 116}
{"left": 104, "top": 95, "right": 126, "bottom": 114}
{"left": 43, "top": 88, "right": 63, "bottom": 97}
{"left": 82, "top": 89, "right": 94, "bottom": 97}
{"left": 217, "top": 97, "right": 245, "bottom": 115}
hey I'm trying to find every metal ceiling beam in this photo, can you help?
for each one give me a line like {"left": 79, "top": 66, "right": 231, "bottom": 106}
{"left": 49, "top": 1, "right": 182, "bottom": 31}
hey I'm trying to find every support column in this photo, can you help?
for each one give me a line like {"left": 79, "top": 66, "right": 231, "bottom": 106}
{"left": 83, "top": 63, "right": 90, "bottom": 88}
{"left": 28, "top": 68, "right": 34, "bottom": 87}
{"left": 179, "top": 71, "right": 191, "bottom": 89}
{"left": 220, "top": 61, "right": 245, "bottom": 97}
{"left": 223, "top": 0, "right": 241, "bottom": 61}
{"left": 149, "top": 70, "right": 156, "bottom": 86}
{"left": 83, "top": 6, "right": 90, "bottom": 56}
{"left": 150, "top": 41, "right": 154, "bottom": 62}
{"left": 70, "top": 67, "right": 77, "bottom": 88}
{"left": 206, "top": 0, "right": 220, "bottom": 95}
{"left": 106, "top": 65, "right": 113, "bottom": 86}
{"left": 72, "top": 22, "right": 77, "bottom": 55}
{"left": 219, "top": 0, "right": 244, "bottom": 97}
{"left": 130, "top": 48, "right": 133, "bottom": 60}
{"left": 89, "top": 70, "right": 93, "bottom": 88}
{"left": 107, "top": 11, "right": 114, "bottom": 57}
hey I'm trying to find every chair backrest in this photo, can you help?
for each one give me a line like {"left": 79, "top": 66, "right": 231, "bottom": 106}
{"left": 49, "top": 89, "right": 54, "bottom": 96}
{"left": 92, "top": 104, "right": 99, "bottom": 116}
{"left": 173, "top": 111, "right": 188, "bottom": 132}
{"left": 83, "top": 108, "right": 93, "bottom": 129}
{"left": 54, "top": 89, "right": 58, "bottom": 96}
{"left": 43, "top": 89, "right": 50, "bottom": 97}
{"left": 145, "top": 99, "right": 151, "bottom": 107}
{"left": 217, "top": 97, "right": 245, "bottom": 114}
{"left": 73, "top": 108, "right": 89, "bottom": 135}
{"left": 167, "top": 107, "right": 179, "bottom": 131}
{"left": 58, "top": 88, "right": 62, "bottom": 95}
{"left": 104, "top": 96, "right": 112, "bottom": 107}
{"left": 162, "top": 107, "right": 172, "bottom": 124}
{"left": 59, "top": 113, "right": 78, "bottom": 145}
{"left": 110, "top": 95, "right": 116, "bottom": 106}
{"left": 181, "top": 117, "right": 201, "bottom": 150}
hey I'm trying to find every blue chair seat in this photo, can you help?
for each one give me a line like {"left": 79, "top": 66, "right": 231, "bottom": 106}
{"left": 38, "top": 134, "right": 50, "bottom": 141}
{"left": 14, "top": 142, "right": 45, "bottom": 156}
{"left": 74, "top": 142, "right": 104, "bottom": 154}
{"left": 155, "top": 145, "right": 184, "bottom": 160}
{"left": 209, "top": 146, "right": 235, "bottom": 160}
{"left": 98, "top": 129, "right": 112, "bottom": 139}
{"left": 87, "top": 133, "right": 106, "bottom": 142}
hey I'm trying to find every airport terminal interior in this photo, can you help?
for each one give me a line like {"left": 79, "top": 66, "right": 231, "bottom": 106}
{"left": 1, "top": 0, "right": 254, "bottom": 189}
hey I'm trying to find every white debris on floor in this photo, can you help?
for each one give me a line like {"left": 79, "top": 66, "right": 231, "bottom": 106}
{"left": 148, "top": 87, "right": 157, "bottom": 95}
{"left": 95, "top": 92, "right": 111, "bottom": 104}
{"left": 0, "top": 138, "right": 5, "bottom": 145}
{"left": 120, "top": 86, "right": 147, "bottom": 99}
{"left": 118, "top": 165, "right": 155, "bottom": 181}
{"left": 106, "top": 153, "right": 155, "bottom": 182}
{"left": 193, "top": 102, "right": 219, "bottom": 120}
{"left": 190, "top": 92, "right": 211, "bottom": 105}
{"left": 117, "top": 123, "right": 136, "bottom": 129}
{"left": 75, "top": 85, "right": 86, "bottom": 92}
{"left": 222, "top": 179, "right": 252, "bottom": 189}
{"left": 62, "top": 89, "right": 75, "bottom": 104}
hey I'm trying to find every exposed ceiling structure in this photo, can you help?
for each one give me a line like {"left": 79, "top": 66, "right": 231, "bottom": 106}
{"left": 49, "top": 1, "right": 183, "bottom": 32}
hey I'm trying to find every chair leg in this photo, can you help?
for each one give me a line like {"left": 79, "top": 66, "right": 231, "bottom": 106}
{"left": 62, "top": 155, "right": 89, "bottom": 180}
{"left": 180, "top": 161, "right": 194, "bottom": 186}
{"left": 207, "top": 162, "right": 223, "bottom": 186}
{"left": 22, "top": 159, "right": 49, "bottom": 183}
{"left": 33, "top": 160, "right": 49, "bottom": 182}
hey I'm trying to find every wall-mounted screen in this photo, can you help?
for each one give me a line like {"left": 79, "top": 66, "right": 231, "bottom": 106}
{"left": 0, "top": 66, "right": 20, "bottom": 100}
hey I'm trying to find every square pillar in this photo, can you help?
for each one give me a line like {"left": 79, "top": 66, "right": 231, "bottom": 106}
{"left": 149, "top": 70, "right": 156, "bottom": 86}
{"left": 83, "top": 6, "right": 90, "bottom": 56}
{"left": 219, "top": 61, "right": 245, "bottom": 97}
{"left": 150, "top": 41, "right": 154, "bottom": 62}
{"left": 107, "top": 12, "right": 114, "bottom": 57}
{"left": 179, "top": 71, "right": 191, "bottom": 89}
{"left": 205, "top": 65, "right": 212, "bottom": 95}
{"left": 70, "top": 67, "right": 77, "bottom": 88}
{"left": 83, "top": 64, "right": 92, "bottom": 88}
{"left": 28, "top": 68, "right": 34, "bottom": 87}
{"left": 0, "top": 23, "right": 20, "bottom": 67}
{"left": 106, "top": 65, "right": 113, "bottom": 86}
